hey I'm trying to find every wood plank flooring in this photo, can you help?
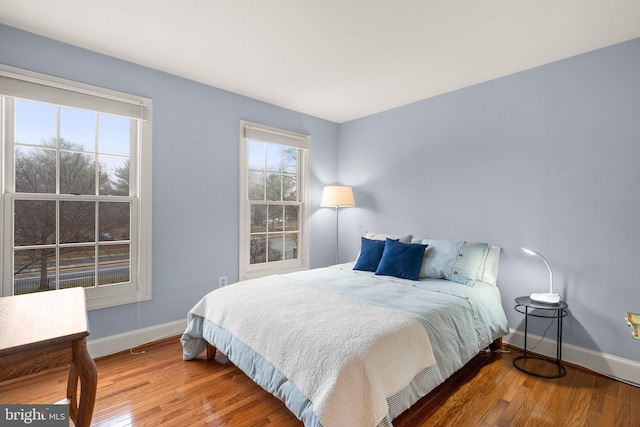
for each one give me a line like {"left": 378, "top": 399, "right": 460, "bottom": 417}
{"left": 0, "top": 337, "right": 638, "bottom": 426}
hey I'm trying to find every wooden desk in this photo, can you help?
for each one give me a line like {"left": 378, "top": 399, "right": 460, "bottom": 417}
{"left": 0, "top": 287, "right": 97, "bottom": 427}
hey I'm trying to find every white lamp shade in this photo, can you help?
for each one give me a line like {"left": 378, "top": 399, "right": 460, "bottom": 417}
{"left": 321, "top": 186, "right": 355, "bottom": 207}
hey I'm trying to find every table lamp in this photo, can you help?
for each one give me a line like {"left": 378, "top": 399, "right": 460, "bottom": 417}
{"left": 521, "top": 247, "right": 561, "bottom": 304}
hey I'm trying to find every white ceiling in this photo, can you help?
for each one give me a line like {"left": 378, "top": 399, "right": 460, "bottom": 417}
{"left": 1, "top": 0, "right": 639, "bottom": 123}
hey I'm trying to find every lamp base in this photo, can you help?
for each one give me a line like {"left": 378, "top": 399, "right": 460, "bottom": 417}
{"left": 530, "top": 292, "right": 561, "bottom": 304}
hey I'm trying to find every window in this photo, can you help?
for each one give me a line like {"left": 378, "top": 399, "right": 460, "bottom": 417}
{"left": 0, "top": 65, "right": 152, "bottom": 310}
{"left": 239, "top": 121, "right": 309, "bottom": 280}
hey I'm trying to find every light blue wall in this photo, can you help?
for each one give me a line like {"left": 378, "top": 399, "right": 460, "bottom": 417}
{"left": 0, "top": 24, "right": 340, "bottom": 339}
{"left": 3, "top": 23, "right": 640, "bottom": 362}
{"left": 338, "top": 37, "right": 640, "bottom": 362}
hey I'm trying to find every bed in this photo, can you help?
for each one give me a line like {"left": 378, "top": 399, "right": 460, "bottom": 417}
{"left": 181, "top": 234, "right": 509, "bottom": 427}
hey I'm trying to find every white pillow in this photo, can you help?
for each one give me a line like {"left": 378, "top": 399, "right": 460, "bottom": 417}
{"left": 479, "top": 245, "right": 501, "bottom": 286}
{"left": 365, "top": 231, "right": 413, "bottom": 244}
{"left": 419, "top": 239, "right": 501, "bottom": 286}
{"left": 444, "top": 242, "right": 491, "bottom": 286}
{"left": 419, "top": 239, "right": 463, "bottom": 279}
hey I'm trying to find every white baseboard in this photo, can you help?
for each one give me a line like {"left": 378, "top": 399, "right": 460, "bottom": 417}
{"left": 504, "top": 328, "right": 640, "bottom": 386}
{"left": 87, "top": 319, "right": 187, "bottom": 359}
{"left": 87, "top": 323, "right": 640, "bottom": 387}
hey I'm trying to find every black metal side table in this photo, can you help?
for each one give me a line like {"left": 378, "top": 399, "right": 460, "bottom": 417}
{"left": 513, "top": 296, "right": 568, "bottom": 378}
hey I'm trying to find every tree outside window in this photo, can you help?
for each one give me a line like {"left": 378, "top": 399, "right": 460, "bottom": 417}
{"left": 239, "top": 121, "right": 309, "bottom": 280}
{"left": 11, "top": 100, "right": 132, "bottom": 295}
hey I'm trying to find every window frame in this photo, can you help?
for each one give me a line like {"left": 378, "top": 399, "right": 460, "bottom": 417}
{"left": 239, "top": 120, "right": 310, "bottom": 281}
{"left": 0, "top": 64, "right": 152, "bottom": 310}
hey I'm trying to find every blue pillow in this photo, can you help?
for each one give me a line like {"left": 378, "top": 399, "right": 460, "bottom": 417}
{"left": 353, "top": 237, "right": 388, "bottom": 272}
{"left": 375, "top": 239, "right": 428, "bottom": 281}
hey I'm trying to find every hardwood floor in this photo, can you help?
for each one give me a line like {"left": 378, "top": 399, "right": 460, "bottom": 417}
{"left": 0, "top": 337, "right": 638, "bottom": 426}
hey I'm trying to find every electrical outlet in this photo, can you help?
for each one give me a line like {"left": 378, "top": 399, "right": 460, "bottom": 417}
{"left": 219, "top": 276, "right": 228, "bottom": 287}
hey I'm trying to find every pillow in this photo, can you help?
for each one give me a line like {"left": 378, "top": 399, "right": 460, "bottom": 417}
{"left": 375, "top": 239, "right": 428, "bottom": 281}
{"left": 479, "top": 245, "right": 501, "bottom": 286}
{"left": 364, "top": 231, "right": 413, "bottom": 244}
{"left": 444, "top": 242, "right": 491, "bottom": 286}
{"left": 419, "top": 239, "right": 500, "bottom": 286}
{"left": 353, "top": 237, "right": 388, "bottom": 272}
{"left": 419, "top": 239, "right": 464, "bottom": 279}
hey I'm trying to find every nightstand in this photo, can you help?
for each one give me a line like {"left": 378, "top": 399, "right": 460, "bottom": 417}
{"left": 513, "top": 296, "right": 568, "bottom": 378}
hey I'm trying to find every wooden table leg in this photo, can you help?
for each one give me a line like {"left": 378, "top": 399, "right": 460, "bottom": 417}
{"left": 67, "top": 337, "right": 97, "bottom": 427}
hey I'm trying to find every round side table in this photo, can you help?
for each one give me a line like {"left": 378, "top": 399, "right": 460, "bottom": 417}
{"left": 513, "top": 296, "right": 568, "bottom": 378}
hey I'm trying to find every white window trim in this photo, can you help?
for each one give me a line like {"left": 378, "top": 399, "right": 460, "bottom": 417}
{"left": 239, "top": 120, "right": 310, "bottom": 281}
{"left": 0, "top": 64, "right": 152, "bottom": 310}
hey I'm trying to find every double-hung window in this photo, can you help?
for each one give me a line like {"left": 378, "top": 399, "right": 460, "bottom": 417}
{"left": 0, "top": 65, "right": 152, "bottom": 310}
{"left": 239, "top": 121, "right": 309, "bottom": 280}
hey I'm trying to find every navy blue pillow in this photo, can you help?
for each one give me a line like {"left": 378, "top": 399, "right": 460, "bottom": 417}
{"left": 353, "top": 237, "right": 388, "bottom": 272}
{"left": 375, "top": 238, "right": 428, "bottom": 281}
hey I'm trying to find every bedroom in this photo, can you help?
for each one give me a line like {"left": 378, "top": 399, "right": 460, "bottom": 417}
{"left": 1, "top": 1, "right": 640, "bottom": 426}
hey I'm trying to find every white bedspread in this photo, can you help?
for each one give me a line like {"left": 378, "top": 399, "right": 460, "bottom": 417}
{"left": 188, "top": 275, "right": 436, "bottom": 427}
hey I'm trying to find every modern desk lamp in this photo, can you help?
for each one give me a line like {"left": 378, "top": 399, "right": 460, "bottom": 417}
{"left": 521, "top": 247, "right": 561, "bottom": 304}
